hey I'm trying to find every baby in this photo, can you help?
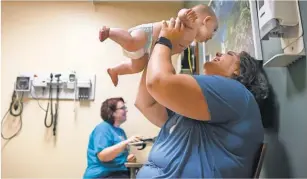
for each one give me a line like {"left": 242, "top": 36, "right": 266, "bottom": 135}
{"left": 99, "top": 4, "right": 218, "bottom": 86}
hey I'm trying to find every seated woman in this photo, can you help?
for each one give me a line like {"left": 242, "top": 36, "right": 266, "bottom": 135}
{"left": 134, "top": 18, "right": 269, "bottom": 178}
{"left": 83, "top": 97, "right": 142, "bottom": 179}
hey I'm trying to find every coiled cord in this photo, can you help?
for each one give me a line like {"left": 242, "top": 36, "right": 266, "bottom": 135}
{"left": 1, "top": 91, "right": 24, "bottom": 140}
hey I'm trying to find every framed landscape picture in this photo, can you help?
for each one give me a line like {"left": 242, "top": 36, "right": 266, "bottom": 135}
{"left": 204, "top": 0, "right": 262, "bottom": 62}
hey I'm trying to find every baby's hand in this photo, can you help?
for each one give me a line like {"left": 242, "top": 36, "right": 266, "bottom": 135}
{"left": 180, "top": 9, "right": 197, "bottom": 29}
{"left": 185, "top": 9, "right": 197, "bottom": 23}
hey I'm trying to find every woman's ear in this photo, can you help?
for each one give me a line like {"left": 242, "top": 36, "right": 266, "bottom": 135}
{"left": 233, "top": 69, "right": 240, "bottom": 76}
{"left": 233, "top": 61, "right": 240, "bottom": 76}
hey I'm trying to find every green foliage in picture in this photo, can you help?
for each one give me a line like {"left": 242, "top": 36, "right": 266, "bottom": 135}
{"left": 206, "top": 0, "right": 255, "bottom": 59}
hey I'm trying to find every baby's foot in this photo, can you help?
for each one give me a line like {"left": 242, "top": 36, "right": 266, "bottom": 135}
{"left": 99, "top": 26, "right": 110, "bottom": 42}
{"left": 107, "top": 68, "right": 118, "bottom": 87}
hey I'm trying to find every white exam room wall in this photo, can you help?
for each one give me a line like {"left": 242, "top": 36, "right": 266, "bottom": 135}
{"left": 1, "top": 1, "right": 183, "bottom": 178}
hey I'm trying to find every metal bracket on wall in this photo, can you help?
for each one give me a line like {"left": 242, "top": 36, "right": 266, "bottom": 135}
{"left": 263, "top": 53, "right": 305, "bottom": 67}
{"left": 263, "top": 26, "right": 305, "bottom": 67}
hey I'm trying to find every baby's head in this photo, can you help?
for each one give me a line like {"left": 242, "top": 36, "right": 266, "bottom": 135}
{"left": 192, "top": 4, "right": 218, "bottom": 42}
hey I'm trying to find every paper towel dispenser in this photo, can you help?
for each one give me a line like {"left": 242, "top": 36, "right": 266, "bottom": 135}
{"left": 258, "top": 0, "right": 300, "bottom": 40}
{"left": 258, "top": 0, "right": 305, "bottom": 67}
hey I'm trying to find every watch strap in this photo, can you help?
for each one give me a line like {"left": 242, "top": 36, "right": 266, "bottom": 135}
{"left": 155, "top": 37, "right": 172, "bottom": 50}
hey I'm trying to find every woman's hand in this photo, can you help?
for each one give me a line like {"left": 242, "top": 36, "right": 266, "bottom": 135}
{"left": 127, "top": 154, "right": 137, "bottom": 163}
{"left": 97, "top": 136, "right": 141, "bottom": 163}
{"left": 125, "top": 135, "right": 142, "bottom": 144}
{"left": 159, "top": 17, "right": 185, "bottom": 51}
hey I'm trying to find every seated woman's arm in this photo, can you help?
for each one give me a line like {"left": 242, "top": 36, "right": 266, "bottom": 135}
{"left": 134, "top": 64, "right": 168, "bottom": 128}
{"left": 94, "top": 129, "right": 140, "bottom": 162}
{"left": 97, "top": 140, "right": 129, "bottom": 162}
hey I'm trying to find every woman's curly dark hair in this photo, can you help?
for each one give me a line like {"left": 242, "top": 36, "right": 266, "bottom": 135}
{"left": 100, "top": 97, "right": 125, "bottom": 125}
{"left": 232, "top": 51, "right": 269, "bottom": 104}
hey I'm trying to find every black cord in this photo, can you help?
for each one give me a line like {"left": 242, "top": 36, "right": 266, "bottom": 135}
{"left": 45, "top": 73, "right": 54, "bottom": 128}
{"left": 44, "top": 89, "right": 53, "bottom": 127}
{"left": 9, "top": 91, "right": 24, "bottom": 117}
{"left": 53, "top": 74, "right": 61, "bottom": 136}
{"left": 1, "top": 91, "right": 23, "bottom": 140}
{"left": 44, "top": 102, "right": 50, "bottom": 127}
{"left": 53, "top": 103, "right": 58, "bottom": 136}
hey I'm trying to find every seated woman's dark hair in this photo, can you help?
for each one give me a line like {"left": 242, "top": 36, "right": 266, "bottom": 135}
{"left": 232, "top": 51, "right": 269, "bottom": 105}
{"left": 100, "top": 97, "right": 125, "bottom": 125}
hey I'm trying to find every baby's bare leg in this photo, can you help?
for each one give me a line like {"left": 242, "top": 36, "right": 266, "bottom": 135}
{"left": 107, "top": 54, "right": 148, "bottom": 86}
{"left": 99, "top": 26, "right": 147, "bottom": 52}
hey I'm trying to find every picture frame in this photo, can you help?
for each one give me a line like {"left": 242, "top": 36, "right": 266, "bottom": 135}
{"left": 202, "top": 0, "right": 263, "bottom": 63}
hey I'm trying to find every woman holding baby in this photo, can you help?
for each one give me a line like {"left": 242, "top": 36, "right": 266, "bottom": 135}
{"left": 134, "top": 11, "right": 269, "bottom": 178}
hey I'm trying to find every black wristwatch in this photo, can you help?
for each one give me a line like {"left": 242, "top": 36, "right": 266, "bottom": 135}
{"left": 155, "top": 37, "right": 172, "bottom": 50}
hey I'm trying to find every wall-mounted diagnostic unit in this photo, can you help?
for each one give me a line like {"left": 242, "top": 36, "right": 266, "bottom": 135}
{"left": 258, "top": 0, "right": 305, "bottom": 67}
{"left": 15, "top": 71, "right": 96, "bottom": 101}
{"left": 10, "top": 71, "right": 96, "bottom": 138}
